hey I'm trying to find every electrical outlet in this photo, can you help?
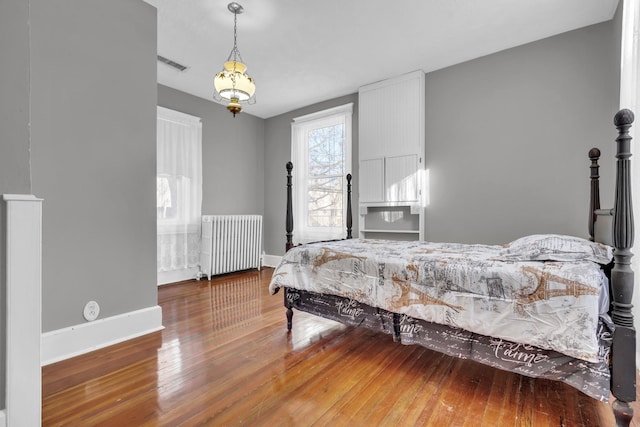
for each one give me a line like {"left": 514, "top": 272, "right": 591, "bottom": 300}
{"left": 83, "top": 301, "right": 100, "bottom": 321}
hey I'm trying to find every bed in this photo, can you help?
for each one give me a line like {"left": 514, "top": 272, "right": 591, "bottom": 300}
{"left": 269, "top": 109, "right": 636, "bottom": 426}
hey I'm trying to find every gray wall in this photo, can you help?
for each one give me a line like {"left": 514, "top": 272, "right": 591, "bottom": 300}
{"left": 262, "top": 18, "right": 620, "bottom": 254}
{"left": 158, "top": 85, "right": 265, "bottom": 216}
{"left": 424, "top": 19, "right": 620, "bottom": 244}
{"left": 263, "top": 94, "right": 359, "bottom": 256}
{"left": 29, "top": 0, "right": 158, "bottom": 331}
{"left": 0, "top": 0, "right": 31, "bottom": 193}
{"left": 0, "top": 0, "right": 33, "bottom": 411}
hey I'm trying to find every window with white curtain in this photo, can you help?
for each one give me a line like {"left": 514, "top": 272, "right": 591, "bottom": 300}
{"left": 291, "top": 103, "right": 352, "bottom": 243}
{"left": 156, "top": 106, "right": 202, "bottom": 285}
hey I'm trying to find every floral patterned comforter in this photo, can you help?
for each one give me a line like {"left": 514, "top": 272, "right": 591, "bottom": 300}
{"left": 269, "top": 237, "right": 613, "bottom": 363}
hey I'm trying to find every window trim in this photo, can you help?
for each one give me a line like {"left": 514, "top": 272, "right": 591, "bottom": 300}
{"left": 291, "top": 103, "right": 353, "bottom": 243}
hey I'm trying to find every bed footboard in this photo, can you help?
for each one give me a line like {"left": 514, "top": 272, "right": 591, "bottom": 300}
{"left": 590, "top": 109, "right": 637, "bottom": 426}
{"left": 610, "top": 109, "right": 636, "bottom": 426}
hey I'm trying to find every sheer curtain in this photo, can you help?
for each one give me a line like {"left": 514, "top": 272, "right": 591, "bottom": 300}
{"left": 156, "top": 106, "right": 202, "bottom": 285}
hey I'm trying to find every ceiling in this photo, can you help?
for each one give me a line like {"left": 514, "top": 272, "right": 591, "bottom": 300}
{"left": 146, "top": 0, "right": 619, "bottom": 119}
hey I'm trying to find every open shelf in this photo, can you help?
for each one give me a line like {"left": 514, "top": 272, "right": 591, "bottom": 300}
{"left": 359, "top": 205, "right": 422, "bottom": 241}
{"left": 361, "top": 229, "right": 420, "bottom": 234}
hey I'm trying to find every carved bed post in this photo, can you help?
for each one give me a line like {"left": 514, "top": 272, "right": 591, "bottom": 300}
{"left": 589, "top": 148, "right": 601, "bottom": 242}
{"left": 611, "top": 109, "right": 636, "bottom": 426}
{"left": 285, "top": 161, "right": 294, "bottom": 330}
{"left": 286, "top": 161, "right": 294, "bottom": 252}
{"left": 346, "top": 173, "right": 353, "bottom": 239}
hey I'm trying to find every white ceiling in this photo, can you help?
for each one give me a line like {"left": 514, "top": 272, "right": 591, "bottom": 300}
{"left": 146, "top": 0, "right": 619, "bottom": 119}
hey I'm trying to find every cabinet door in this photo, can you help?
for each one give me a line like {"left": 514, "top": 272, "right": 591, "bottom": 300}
{"left": 359, "top": 158, "right": 385, "bottom": 202}
{"left": 385, "top": 154, "right": 418, "bottom": 202}
{"left": 358, "top": 89, "right": 386, "bottom": 160}
{"left": 359, "top": 71, "right": 424, "bottom": 160}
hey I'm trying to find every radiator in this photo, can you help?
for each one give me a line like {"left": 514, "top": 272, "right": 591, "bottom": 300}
{"left": 200, "top": 215, "right": 263, "bottom": 279}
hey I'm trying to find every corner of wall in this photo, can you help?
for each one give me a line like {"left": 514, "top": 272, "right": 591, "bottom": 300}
{"left": 0, "top": 201, "right": 6, "bottom": 413}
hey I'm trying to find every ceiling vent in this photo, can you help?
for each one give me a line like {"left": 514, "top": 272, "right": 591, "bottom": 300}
{"left": 157, "top": 55, "right": 188, "bottom": 72}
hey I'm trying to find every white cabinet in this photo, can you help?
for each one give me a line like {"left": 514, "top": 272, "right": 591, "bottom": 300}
{"left": 359, "top": 71, "right": 424, "bottom": 160}
{"left": 360, "top": 158, "right": 385, "bottom": 202}
{"left": 385, "top": 154, "right": 419, "bottom": 202}
{"left": 358, "top": 71, "right": 425, "bottom": 240}
{"left": 360, "top": 154, "right": 419, "bottom": 203}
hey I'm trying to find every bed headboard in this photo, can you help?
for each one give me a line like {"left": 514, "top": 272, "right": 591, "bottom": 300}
{"left": 285, "top": 162, "right": 353, "bottom": 250}
{"left": 589, "top": 148, "right": 614, "bottom": 246}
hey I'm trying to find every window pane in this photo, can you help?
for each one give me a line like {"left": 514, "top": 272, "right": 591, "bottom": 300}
{"left": 157, "top": 176, "right": 178, "bottom": 220}
{"left": 157, "top": 175, "right": 194, "bottom": 222}
{"left": 307, "top": 177, "right": 343, "bottom": 227}
{"left": 308, "top": 124, "right": 344, "bottom": 176}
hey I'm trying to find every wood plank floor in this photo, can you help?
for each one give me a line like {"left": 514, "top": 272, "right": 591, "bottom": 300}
{"left": 42, "top": 268, "right": 639, "bottom": 426}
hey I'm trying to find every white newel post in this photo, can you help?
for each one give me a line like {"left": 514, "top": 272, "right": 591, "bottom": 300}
{"left": 3, "top": 194, "right": 42, "bottom": 426}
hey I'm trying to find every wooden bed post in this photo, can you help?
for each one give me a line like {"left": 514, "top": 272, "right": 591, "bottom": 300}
{"left": 286, "top": 161, "right": 294, "bottom": 252}
{"left": 589, "top": 148, "right": 601, "bottom": 242}
{"left": 285, "top": 161, "right": 294, "bottom": 330}
{"left": 611, "top": 109, "right": 636, "bottom": 426}
{"left": 346, "top": 173, "right": 353, "bottom": 239}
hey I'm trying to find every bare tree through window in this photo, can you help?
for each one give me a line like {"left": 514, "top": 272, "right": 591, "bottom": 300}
{"left": 307, "top": 123, "right": 344, "bottom": 228}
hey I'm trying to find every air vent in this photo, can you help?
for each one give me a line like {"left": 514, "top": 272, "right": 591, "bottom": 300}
{"left": 157, "top": 55, "right": 188, "bottom": 72}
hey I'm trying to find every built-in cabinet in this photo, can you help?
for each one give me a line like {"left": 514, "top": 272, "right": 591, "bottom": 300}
{"left": 358, "top": 70, "right": 425, "bottom": 240}
{"left": 360, "top": 154, "right": 419, "bottom": 203}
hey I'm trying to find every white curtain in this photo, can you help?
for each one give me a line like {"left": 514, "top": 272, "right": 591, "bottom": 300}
{"left": 157, "top": 106, "right": 202, "bottom": 285}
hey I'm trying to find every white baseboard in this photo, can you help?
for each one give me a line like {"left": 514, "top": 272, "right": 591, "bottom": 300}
{"left": 41, "top": 305, "right": 164, "bottom": 366}
{"left": 158, "top": 267, "right": 199, "bottom": 286}
{"left": 0, "top": 410, "right": 6, "bottom": 427}
{"left": 262, "top": 254, "right": 282, "bottom": 268}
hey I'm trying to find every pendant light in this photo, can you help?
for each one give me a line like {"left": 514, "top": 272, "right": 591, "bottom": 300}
{"left": 213, "top": 2, "right": 256, "bottom": 117}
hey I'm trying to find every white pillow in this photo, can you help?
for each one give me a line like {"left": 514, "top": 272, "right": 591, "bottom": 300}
{"left": 500, "top": 234, "right": 613, "bottom": 264}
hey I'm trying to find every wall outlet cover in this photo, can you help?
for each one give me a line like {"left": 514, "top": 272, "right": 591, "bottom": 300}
{"left": 83, "top": 301, "right": 100, "bottom": 321}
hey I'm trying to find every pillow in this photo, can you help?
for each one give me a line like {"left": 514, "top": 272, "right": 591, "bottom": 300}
{"left": 500, "top": 234, "right": 613, "bottom": 264}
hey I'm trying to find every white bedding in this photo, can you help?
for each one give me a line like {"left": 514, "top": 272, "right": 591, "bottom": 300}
{"left": 269, "top": 236, "right": 613, "bottom": 363}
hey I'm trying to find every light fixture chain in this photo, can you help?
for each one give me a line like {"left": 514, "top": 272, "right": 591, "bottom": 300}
{"left": 233, "top": 10, "right": 238, "bottom": 62}
{"left": 226, "top": 8, "right": 244, "bottom": 65}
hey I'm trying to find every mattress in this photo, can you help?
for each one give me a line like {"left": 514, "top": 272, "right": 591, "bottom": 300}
{"left": 269, "top": 236, "right": 614, "bottom": 363}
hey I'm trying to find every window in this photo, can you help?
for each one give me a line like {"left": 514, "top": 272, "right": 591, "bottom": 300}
{"left": 291, "top": 103, "right": 353, "bottom": 242}
{"left": 156, "top": 106, "right": 202, "bottom": 284}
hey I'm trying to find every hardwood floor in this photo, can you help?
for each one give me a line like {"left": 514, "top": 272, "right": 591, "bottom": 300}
{"left": 43, "top": 268, "right": 638, "bottom": 426}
